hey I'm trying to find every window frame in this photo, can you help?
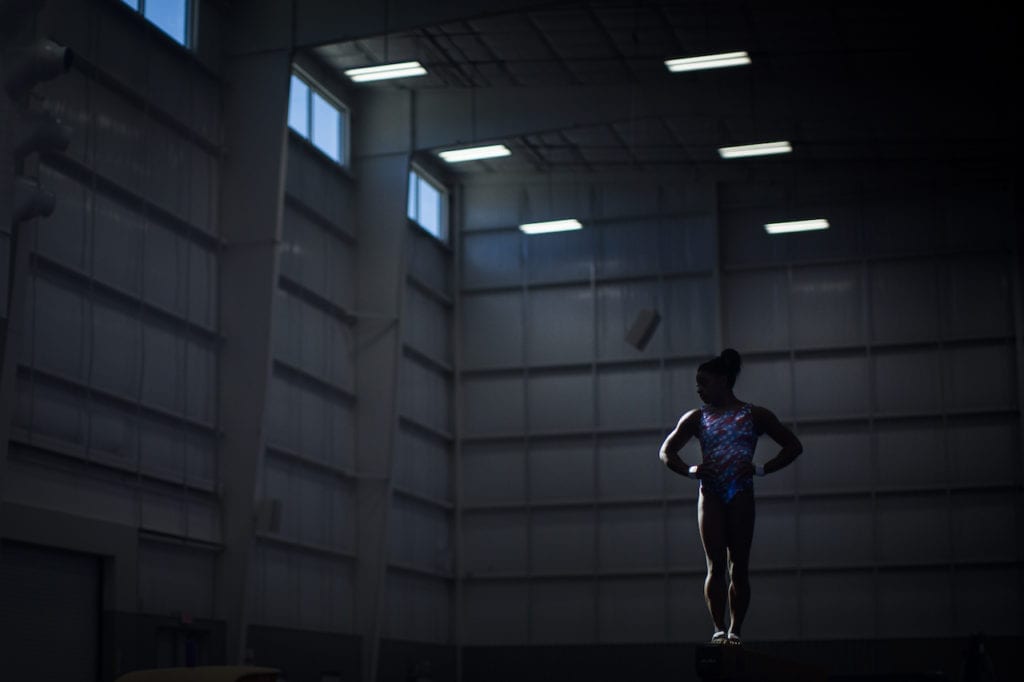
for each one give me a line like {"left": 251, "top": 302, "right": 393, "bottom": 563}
{"left": 288, "top": 67, "right": 351, "bottom": 169}
{"left": 407, "top": 164, "right": 450, "bottom": 243}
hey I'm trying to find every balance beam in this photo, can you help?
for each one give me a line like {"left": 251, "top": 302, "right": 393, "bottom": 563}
{"left": 695, "top": 643, "right": 827, "bottom": 682}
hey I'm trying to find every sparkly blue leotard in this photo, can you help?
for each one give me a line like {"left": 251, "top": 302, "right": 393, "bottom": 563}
{"left": 697, "top": 402, "right": 761, "bottom": 503}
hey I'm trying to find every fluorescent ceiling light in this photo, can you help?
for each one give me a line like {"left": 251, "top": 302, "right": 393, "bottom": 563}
{"left": 519, "top": 219, "right": 583, "bottom": 235}
{"left": 719, "top": 141, "right": 792, "bottom": 159}
{"left": 344, "top": 61, "right": 427, "bottom": 82}
{"left": 438, "top": 144, "right": 511, "bottom": 163}
{"left": 764, "top": 218, "right": 830, "bottom": 235}
{"left": 665, "top": 51, "right": 751, "bottom": 72}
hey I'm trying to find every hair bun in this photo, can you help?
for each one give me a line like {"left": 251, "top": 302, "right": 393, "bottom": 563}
{"left": 720, "top": 348, "right": 742, "bottom": 374}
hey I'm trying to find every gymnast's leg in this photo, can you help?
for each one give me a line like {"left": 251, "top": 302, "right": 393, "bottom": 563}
{"left": 698, "top": 487, "right": 729, "bottom": 637}
{"left": 725, "top": 486, "right": 755, "bottom": 639}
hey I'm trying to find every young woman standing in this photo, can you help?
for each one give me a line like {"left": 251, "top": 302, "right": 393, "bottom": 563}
{"left": 659, "top": 349, "right": 803, "bottom": 645}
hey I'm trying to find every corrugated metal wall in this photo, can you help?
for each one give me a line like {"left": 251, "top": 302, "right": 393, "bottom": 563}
{"left": 8, "top": 0, "right": 223, "bottom": 621}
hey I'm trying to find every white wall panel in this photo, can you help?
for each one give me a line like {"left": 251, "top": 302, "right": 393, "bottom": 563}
{"left": 139, "top": 415, "right": 190, "bottom": 481}
{"left": 384, "top": 572, "right": 450, "bottom": 643}
{"left": 751, "top": 499, "right": 798, "bottom": 569}
{"left": 870, "top": 260, "right": 940, "bottom": 344}
{"left": 944, "top": 255, "right": 1013, "bottom": 339}
{"left": 790, "top": 264, "right": 864, "bottom": 348}
{"left": 404, "top": 287, "right": 450, "bottom": 364}
{"left": 596, "top": 367, "right": 660, "bottom": 429}
{"left": 530, "top": 580, "right": 594, "bottom": 643}
{"left": 138, "top": 542, "right": 215, "bottom": 618}
{"left": 800, "top": 572, "right": 874, "bottom": 639}
{"left": 668, "top": 575, "right": 711, "bottom": 641}
{"left": 944, "top": 182, "right": 1013, "bottom": 251}
{"left": 35, "top": 165, "right": 89, "bottom": 272}
{"left": 525, "top": 287, "right": 594, "bottom": 365}
{"left": 461, "top": 292, "right": 523, "bottom": 368}
{"left": 461, "top": 375, "right": 524, "bottom": 436}
{"left": 400, "top": 359, "right": 451, "bottom": 435}
{"left": 252, "top": 544, "right": 300, "bottom": 628}
{"left": 875, "top": 495, "right": 951, "bottom": 564}
{"left": 139, "top": 482, "right": 188, "bottom": 536}
{"left": 596, "top": 281, "right": 661, "bottom": 359}
{"left": 284, "top": 142, "right": 355, "bottom": 229}
{"left": 88, "top": 401, "right": 138, "bottom": 463}
{"left": 142, "top": 220, "right": 191, "bottom": 320}
{"left": 93, "top": 195, "right": 143, "bottom": 294}
{"left": 295, "top": 553, "right": 355, "bottom": 633}
{"left": 461, "top": 231, "right": 523, "bottom": 288}
{"left": 949, "top": 492, "right": 1017, "bottom": 562}
{"left": 953, "top": 568, "right": 1020, "bottom": 635}
{"left": 661, "top": 215, "right": 716, "bottom": 273}
{"left": 942, "top": 344, "right": 1016, "bottom": 412}
{"left": 530, "top": 509, "right": 594, "bottom": 573}
{"left": 188, "top": 147, "right": 218, "bottom": 234}
{"left": 876, "top": 570, "right": 952, "bottom": 637}
{"left": 735, "top": 357, "right": 793, "bottom": 422}
{"left": 723, "top": 270, "right": 790, "bottom": 352}
{"left": 3, "top": 447, "right": 137, "bottom": 527}
{"left": 873, "top": 348, "right": 942, "bottom": 415}
{"left": 863, "top": 196, "right": 938, "bottom": 256}
{"left": 597, "top": 434, "right": 667, "bottom": 500}
{"left": 462, "top": 511, "right": 527, "bottom": 575}
{"left": 462, "top": 184, "right": 522, "bottom": 231}
{"left": 407, "top": 229, "right": 451, "bottom": 296}
{"left": 526, "top": 371, "right": 594, "bottom": 432}
{"left": 798, "top": 498, "right": 873, "bottom": 567}
{"left": 388, "top": 498, "right": 452, "bottom": 574}
{"left": 525, "top": 229, "right": 595, "bottom": 285}
{"left": 28, "top": 275, "right": 87, "bottom": 382}
{"left": 461, "top": 443, "right": 526, "bottom": 505}
{"left": 662, "top": 277, "right": 717, "bottom": 358}
{"left": 252, "top": 545, "right": 355, "bottom": 632}
{"left": 598, "top": 506, "right": 663, "bottom": 571}
{"left": 263, "top": 458, "right": 355, "bottom": 552}
{"left": 662, "top": 361, "right": 701, "bottom": 424}
{"left": 597, "top": 219, "right": 662, "bottom": 278}
{"left": 598, "top": 578, "right": 665, "bottom": 642}
{"left": 280, "top": 207, "right": 356, "bottom": 311}
{"left": 14, "top": 380, "right": 84, "bottom": 445}
{"left": 141, "top": 321, "right": 184, "bottom": 413}
{"left": 874, "top": 422, "right": 947, "bottom": 490}
{"left": 793, "top": 355, "right": 870, "bottom": 417}
{"left": 528, "top": 439, "right": 593, "bottom": 501}
{"left": 796, "top": 425, "right": 872, "bottom": 492}
{"left": 394, "top": 428, "right": 451, "bottom": 502}
{"left": 91, "top": 82, "right": 145, "bottom": 197}
{"left": 947, "top": 417, "right": 1017, "bottom": 486}
{"left": 665, "top": 503, "right": 705, "bottom": 569}
{"left": 736, "top": 573, "right": 800, "bottom": 640}
{"left": 462, "top": 583, "right": 529, "bottom": 644}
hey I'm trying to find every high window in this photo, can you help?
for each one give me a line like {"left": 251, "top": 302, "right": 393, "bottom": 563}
{"left": 120, "top": 0, "right": 191, "bottom": 47}
{"left": 288, "top": 71, "right": 349, "bottom": 167}
{"left": 407, "top": 168, "right": 448, "bottom": 242}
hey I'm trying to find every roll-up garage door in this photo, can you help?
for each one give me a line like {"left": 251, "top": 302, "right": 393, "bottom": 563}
{"left": 0, "top": 540, "right": 101, "bottom": 682}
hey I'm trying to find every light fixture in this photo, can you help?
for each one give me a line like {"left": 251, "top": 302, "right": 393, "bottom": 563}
{"left": 344, "top": 61, "right": 427, "bottom": 82}
{"left": 719, "top": 141, "right": 792, "bottom": 159}
{"left": 438, "top": 144, "right": 511, "bottom": 163}
{"left": 764, "top": 219, "right": 830, "bottom": 235}
{"left": 519, "top": 219, "right": 583, "bottom": 235}
{"left": 665, "top": 51, "right": 750, "bottom": 73}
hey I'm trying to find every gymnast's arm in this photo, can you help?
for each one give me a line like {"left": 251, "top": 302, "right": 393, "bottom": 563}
{"left": 754, "top": 406, "right": 803, "bottom": 474}
{"left": 659, "top": 409, "right": 701, "bottom": 478}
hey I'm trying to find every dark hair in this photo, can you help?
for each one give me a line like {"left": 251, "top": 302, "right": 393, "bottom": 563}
{"left": 698, "top": 348, "right": 743, "bottom": 388}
